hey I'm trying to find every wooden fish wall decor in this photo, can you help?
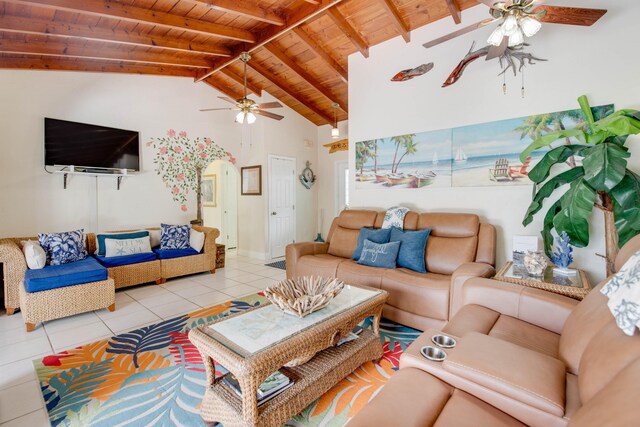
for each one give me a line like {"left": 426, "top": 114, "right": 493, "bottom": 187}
{"left": 391, "top": 63, "right": 434, "bottom": 82}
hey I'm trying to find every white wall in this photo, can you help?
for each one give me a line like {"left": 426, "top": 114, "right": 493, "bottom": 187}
{"left": 348, "top": 0, "right": 640, "bottom": 282}
{"left": 317, "top": 121, "right": 348, "bottom": 238}
{"left": 0, "top": 70, "right": 318, "bottom": 259}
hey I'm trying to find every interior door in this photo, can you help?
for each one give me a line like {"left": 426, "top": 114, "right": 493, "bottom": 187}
{"left": 335, "top": 160, "right": 349, "bottom": 216}
{"left": 269, "top": 156, "right": 296, "bottom": 259}
{"left": 221, "top": 163, "right": 238, "bottom": 249}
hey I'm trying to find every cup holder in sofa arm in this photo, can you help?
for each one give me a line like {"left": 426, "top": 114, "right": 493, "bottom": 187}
{"left": 441, "top": 332, "right": 567, "bottom": 417}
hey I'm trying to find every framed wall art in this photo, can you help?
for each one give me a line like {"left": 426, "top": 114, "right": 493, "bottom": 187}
{"left": 241, "top": 165, "right": 262, "bottom": 196}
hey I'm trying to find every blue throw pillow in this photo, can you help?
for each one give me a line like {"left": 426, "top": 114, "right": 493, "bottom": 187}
{"left": 390, "top": 227, "right": 431, "bottom": 273}
{"left": 38, "top": 229, "right": 87, "bottom": 266}
{"left": 357, "top": 239, "right": 401, "bottom": 269}
{"left": 160, "top": 224, "right": 191, "bottom": 250}
{"left": 352, "top": 227, "right": 392, "bottom": 261}
{"left": 95, "top": 231, "right": 149, "bottom": 256}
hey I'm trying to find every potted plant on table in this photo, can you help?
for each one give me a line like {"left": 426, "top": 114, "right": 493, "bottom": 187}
{"left": 520, "top": 95, "right": 640, "bottom": 276}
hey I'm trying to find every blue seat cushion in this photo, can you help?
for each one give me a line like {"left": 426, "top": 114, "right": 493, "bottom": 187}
{"left": 153, "top": 247, "right": 200, "bottom": 260}
{"left": 390, "top": 227, "right": 431, "bottom": 273}
{"left": 24, "top": 257, "right": 108, "bottom": 293}
{"left": 94, "top": 252, "right": 157, "bottom": 268}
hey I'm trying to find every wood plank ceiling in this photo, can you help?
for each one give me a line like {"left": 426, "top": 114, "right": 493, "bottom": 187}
{"left": 0, "top": 0, "right": 481, "bottom": 125}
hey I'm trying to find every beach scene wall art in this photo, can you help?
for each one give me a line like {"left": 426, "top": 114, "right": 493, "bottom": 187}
{"left": 355, "top": 104, "right": 613, "bottom": 189}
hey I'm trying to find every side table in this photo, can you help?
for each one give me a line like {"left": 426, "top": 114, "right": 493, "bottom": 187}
{"left": 495, "top": 261, "right": 592, "bottom": 300}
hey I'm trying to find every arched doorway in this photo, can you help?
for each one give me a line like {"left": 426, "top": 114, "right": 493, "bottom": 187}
{"left": 203, "top": 160, "right": 238, "bottom": 250}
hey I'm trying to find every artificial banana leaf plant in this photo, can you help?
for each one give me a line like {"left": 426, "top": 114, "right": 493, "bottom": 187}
{"left": 521, "top": 95, "right": 640, "bottom": 276}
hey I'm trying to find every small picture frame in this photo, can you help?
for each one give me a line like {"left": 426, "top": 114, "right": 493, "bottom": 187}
{"left": 241, "top": 165, "right": 262, "bottom": 196}
{"left": 202, "top": 174, "right": 216, "bottom": 207}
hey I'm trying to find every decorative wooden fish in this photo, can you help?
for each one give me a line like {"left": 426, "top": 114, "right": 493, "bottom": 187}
{"left": 391, "top": 63, "right": 434, "bottom": 82}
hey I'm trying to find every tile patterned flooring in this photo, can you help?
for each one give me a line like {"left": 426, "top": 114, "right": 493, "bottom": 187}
{"left": 0, "top": 253, "right": 285, "bottom": 426}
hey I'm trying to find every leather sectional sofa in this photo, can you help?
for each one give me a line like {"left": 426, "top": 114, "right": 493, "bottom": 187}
{"left": 286, "top": 209, "right": 496, "bottom": 331}
{"left": 349, "top": 234, "right": 640, "bottom": 427}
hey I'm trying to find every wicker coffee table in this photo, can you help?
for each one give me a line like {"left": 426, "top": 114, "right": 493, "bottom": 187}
{"left": 188, "top": 285, "right": 388, "bottom": 427}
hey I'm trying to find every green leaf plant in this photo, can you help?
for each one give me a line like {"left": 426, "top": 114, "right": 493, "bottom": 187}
{"left": 521, "top": 95, "right": 640, "bottom": 276}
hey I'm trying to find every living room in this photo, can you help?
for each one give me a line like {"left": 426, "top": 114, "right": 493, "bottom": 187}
{"left": 1, "top": 0, "right": 639, "bottom": 426}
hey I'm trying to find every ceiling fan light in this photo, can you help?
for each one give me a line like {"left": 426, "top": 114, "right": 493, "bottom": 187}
{"left": 246, "top": 112, "right": 257, "bottom": 124}
{"left": 331, "top": 126, "right": 340, "bottom": 138}
{"left": 520, "top": 16, "right": 542, "bottom": 37}
{"left": 502, "top": 14, "right": 519, "bottom": 36}
{"left": 235, "top": 111, "right": 246, "bottom": 124}
{"left": 508, "top": 28, "right": 525, "bottom": 47}
{"left": 487, "top": 25, "right": 505, "bottom": 46}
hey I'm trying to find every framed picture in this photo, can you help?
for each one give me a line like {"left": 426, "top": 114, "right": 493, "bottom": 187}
{"left": 202, "top": 174, "right": 216, "bottom": 207}
{"left": 241, "top": 165, "right": 262, "bottom": 195}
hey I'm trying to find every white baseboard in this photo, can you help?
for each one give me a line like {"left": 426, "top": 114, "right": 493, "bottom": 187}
{"left": 236, "top": 249, "right": 267, "bottom": 260}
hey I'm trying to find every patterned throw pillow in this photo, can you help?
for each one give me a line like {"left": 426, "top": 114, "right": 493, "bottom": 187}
{"left": 160, "top": 224, "right": 191, "bottom": 250}
{"left": 38, "top": 229, "right": 87, "bottom": 266}
{"left": 382, "top": 206, "right": 410, "bottom": 229}
{"left": 601, "top": 250, "right": 640, "bottom": 336}
{"left": 357, "top": 239, "right": 401, "bottom": 269}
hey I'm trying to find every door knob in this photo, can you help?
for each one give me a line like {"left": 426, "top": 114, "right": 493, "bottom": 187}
{"left": 271, "top": 212, "right": 277, "bottom": 215}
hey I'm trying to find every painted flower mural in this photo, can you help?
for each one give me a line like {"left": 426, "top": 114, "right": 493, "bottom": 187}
{"left": 148, "top": 129, "right": 235, "bottom": 221}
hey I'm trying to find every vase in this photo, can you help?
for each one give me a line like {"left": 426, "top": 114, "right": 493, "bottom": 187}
{"left": 524, "top": 251, "right": 547, "bottom": 277}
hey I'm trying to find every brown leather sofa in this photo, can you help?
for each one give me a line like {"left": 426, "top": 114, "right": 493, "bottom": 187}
{"left": 349, "top": 235, "right": 640, "bottom": 427}
{"left": 286, "top": 209, "right": 496, "bottom": 330}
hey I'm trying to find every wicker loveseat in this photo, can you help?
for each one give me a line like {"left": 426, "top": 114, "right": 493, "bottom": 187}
{"left": 0, "top": 225, "right": 220, "bottom": 319}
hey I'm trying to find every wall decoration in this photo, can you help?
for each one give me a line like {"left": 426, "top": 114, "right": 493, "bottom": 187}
{"left": 391, "top": 63, "right": 434, "bottom": 82}
{"left": 355, "top": 104, "right": 613, "bottom": 190}
{"left": 299, "top": 161, "right": 316, "bottom": 189}
{"left": 241, "top": 165, "right": 262, "bottom": 195}
{"left": 202, "top": 174, "right": 216, "bottom": 207}
{"left": 147, "top": 129, "right": 235, "bottom": 222}
{"left": 323, "top": 139, "right": 348, "bottom": 153}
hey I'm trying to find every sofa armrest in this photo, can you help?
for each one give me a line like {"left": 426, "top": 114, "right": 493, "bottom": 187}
{"left": 443, "top": 332, "right": 566, "bottom": 417}
{"left": 285, "top": 242, "right": 329, "bottom": 279}
{"left": 0, "top": 239, "right": 27, "bottom": 311}
{"left": 460, "top": 277, "right": 579, "bottom": 334}
{"left": 192, "top": 225, "right": 220, "bottom": 255}
{"left": 450, "top": 262, "right": 496, "bottom": 318}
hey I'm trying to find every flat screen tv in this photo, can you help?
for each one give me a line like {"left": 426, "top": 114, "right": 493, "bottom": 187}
{"left": 44, "top": 118, "right": 140, "bottom": 171}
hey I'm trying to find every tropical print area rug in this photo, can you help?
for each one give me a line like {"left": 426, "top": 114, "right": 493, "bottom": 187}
{"left": 34, "top": 293, "right": 420, "bottom": 426}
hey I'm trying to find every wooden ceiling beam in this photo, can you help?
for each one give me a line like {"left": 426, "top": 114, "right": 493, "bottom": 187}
{"left": 326, "top": 7, "right": 369, "bottom": 58}
{"left": 8, "top": 0, "right": 257, "bottom": 43}
{"left": 220, "top": 67, "right": 262, "bottom": 97}
{"left": 0, "top": 56, "right": 199, "bottom": 77}
{"left": 292, "top": 26, "right": 347, "bottom": 83}
{"left": 203, "top": 76, "right": 244, "bottom": 100}
{"left": 0, "top": 15, "right": 232, "bottom": 57}
{"left": 0, "top": 38, "right": 213, "bottom": 68}
{"left": 263, "top": 43, "right": 347, "bottom": 111}
{"left": 248, "top": 59, "right": 334, "bottom": 125}
{"left": 379, "top": 0, "right": 410, "bottom": 42}
{"left": 193, "top": 0, "right": 285, "bottom": 26}
{"left": 194, "top": 0, "right": 345, "bottom": 82}
{"left": 445, "top": 0, "right": 462, "bottom": 25}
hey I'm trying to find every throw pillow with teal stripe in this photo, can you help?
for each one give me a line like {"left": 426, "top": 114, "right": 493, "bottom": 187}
{"left": 352, "top": 227, "right": 392, "bottom": 261}
{"left": 96, "top": 231, "right": 149, "bottom": 256}
{"left": 390, "top": 227, "right": 431, "bottom": 273}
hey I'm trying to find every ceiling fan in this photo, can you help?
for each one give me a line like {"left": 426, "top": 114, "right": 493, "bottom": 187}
{"left": 200, "top": 52, "right": 284, "bottom": 124}
{"left": 424, "top": 1, "right": 607, "bottom": 59}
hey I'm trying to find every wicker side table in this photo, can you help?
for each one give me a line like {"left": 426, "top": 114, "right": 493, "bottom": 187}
{"left": 495, "top": 261, "right": 592, "bottom": 300}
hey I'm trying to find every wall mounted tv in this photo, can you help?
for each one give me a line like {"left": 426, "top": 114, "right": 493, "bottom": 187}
{"left": 44, "top": 118, "right": 140, "bottom": 171}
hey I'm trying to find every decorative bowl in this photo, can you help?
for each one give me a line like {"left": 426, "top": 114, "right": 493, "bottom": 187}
{"left": 264, "top": 276, "right": 345, "bottom": 318}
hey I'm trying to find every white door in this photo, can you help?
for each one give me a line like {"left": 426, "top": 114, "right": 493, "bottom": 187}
{"left": 335, "top": 160, "right": 349, "bottom": 216}
{"left": 221, "top": 163, "right": 238, "bottom": 249}
{"left": 269, "top": 156, "right": 296, "bottom": 259}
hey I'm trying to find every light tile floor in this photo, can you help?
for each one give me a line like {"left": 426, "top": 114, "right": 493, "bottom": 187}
{"left": 0, "top": 253, "right": 284, "bottom": 426}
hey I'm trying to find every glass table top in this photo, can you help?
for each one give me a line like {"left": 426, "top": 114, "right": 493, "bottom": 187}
{"left": 205, "top": 285, "right": 381, "bottom": 358}
{"left": 504, "top": 263, "right": 585, "bottom": 289}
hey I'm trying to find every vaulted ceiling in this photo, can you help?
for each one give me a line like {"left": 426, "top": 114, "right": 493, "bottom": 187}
{"left": 0, "top": 0, "right": 481, "bottom": 125}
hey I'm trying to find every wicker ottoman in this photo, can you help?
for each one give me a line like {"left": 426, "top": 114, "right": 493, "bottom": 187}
{"left": 19, "top": 277, "right": 116, "bottom": 332}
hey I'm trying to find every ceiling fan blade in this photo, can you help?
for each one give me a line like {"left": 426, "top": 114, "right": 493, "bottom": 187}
{"left": 255, "top": 102, "right": 283, "bottom": 109}
{"left": 255, "top": 110, "right": 284, "bottom": 121}
{"left": 200, "top": 107, "right": 238, "bottom": 112}
{"left": 535, "top": 6, "right": 607, "bottom": 26}
{"left": 423, "top": 19, "right": 494, "bottom": 49}
{"left": 217, "top": 96, "right": 238, "bottom": 105}
{"left": 486, "top": 36, "right": 508, "bottom": 60}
